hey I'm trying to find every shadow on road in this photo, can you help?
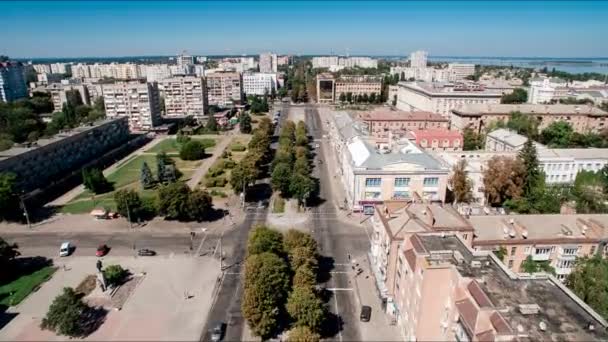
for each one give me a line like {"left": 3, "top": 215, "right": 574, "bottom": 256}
{"left": 320, "top": 311, "right": 344, "bottom": 339}
{"left": 317, "top": 255, "right": 335, "bottom": 284}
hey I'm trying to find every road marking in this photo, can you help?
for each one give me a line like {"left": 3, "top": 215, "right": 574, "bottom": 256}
{"left": 334, "top": 289, "right": 343, "bottom": 342}
{"left": 329, "top": 271, "right": 349, "bottom": 274}
{"left": 195, "top": 233, "right": 208, "bottom": 257}
{"left": 326, "top": 288, "right": 354, "bottom": 291}
{"left": 225, "top": 272, "right": 241, "bottom": 275}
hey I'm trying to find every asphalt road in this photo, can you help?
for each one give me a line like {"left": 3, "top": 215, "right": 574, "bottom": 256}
{"left": 305, "top": 104, "right": 368, "bottom": 341}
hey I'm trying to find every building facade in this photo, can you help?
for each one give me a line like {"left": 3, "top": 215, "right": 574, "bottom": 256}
{"left": 447, "top": 63, "right": 475, "bottom": 81}
{"left": 0, "top": 62, "right": 27, "bottom": 102}
{"left": 102, "top": 81, "right": 162, "bottom": 131}
{"left": 359, "top": 108, "right": 449, "bottom": 139}
{"left": 243, "top": 72, "right": 277, "bottom": 96}
{"left": 450, "top": 103, "right": 608, "bottom": 134}
{"left": 161, "top": 76, "right": 207, "bottom": 118}
{"left": 528, "top": 77, "right": 568, "bottom": 104}
{"left": 409, "top": 50, "right": 428, "bottom": 68}
{"left": 205, "top": 72, "right": 243, "bottom": 107}
{"left": 397, "top": 81, "right": 502, "bottom": 117}
{"left": 407, "top": 129, "right": 463, "bottom": 152}
{"left": 259, "top": 53, "right": 278, "bottom": 73}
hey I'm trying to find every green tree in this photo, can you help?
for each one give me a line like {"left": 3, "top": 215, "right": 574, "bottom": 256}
{"left": 114, "top": 189, "right": 153, "bottom": 222}
{"left": 293, "top": 157, "right": 311, "bottom": 176}
{"left": 463, "top": 127, "right": 483, "bottom": 150}
{"left": 540, "top": 121, "right": 573, "bottom": 147}
{"left": 448, "top": 159, "right": 472, "bottom": 204}
{"left": 206, "top": 114, "right": 218, "bottom": 132}
{"left": 500, "top": 88, "right": 528, "bottom": 104}
{"left": 156, "top": 152, "right": 178, "bottom": 183}
{"left": 0, "top": 173, "right": 19, "bottom": 221}
{"left": 240, "top": 112, "right": 252, "bottom": 133}
{"left": 156, "top": 182, "right": 192, "bottom": 220}
{"left": 518, "top": 139, "right": 542, "bottom": 197}
{"left": 229, "top": 157, "right": 259, "bottom": 192}
{"left": 521, "top": 256, "right": 555, "bottom": 274}
{"left": 338, "top": 93, "right": 346, "bottom": 103}
{"left": 0, "top": 237, "right": 20, "bottom": 280}
{"left": 284, "top": 229, "right": 318, "bottom": 254}
{"left": 271, "top": 162, "right": 293, "bottom": 196}
{"left": 290, "top": 173, "right": 315, "bottom": 206}
{"left": 346, "top": 92, "right": 353, "bottom": 103}
{"left": 40, "top": 287, "right": 88, "bottom": 337}
{"left": 573, "top": 170, "right": 608, "bottom": 213}
{"left": 179, "top": 140, "right": 206, "bottom": 160}
{"left": 82, "top": 168, "right": 112, "bottom": 194}
{"left": 493, "top": 246, "right": 507, "bottom": 262}
{"left": 507, "top": 111, "right": 539, "bottom": 138}
{"left": 286, "top": 287, "right": 327, "bottom": 332}
{"left": 293, "top": 265, "right": 317, "bottom": 289}
{"left": 247, "top": 225, "right": 284, "bottom": 256}
{"left": 567, "top": 256, "right": 608, "bottom": 320}
{"left": 287, "top": 326, "right": 321, "bottom": 342}
{"left": 186, "top": 189, "right": 213, "bottom": 221}
{"left": 140, "top": 162, "right": 155, "bottom": 189}
{"left": 102, "top": 265, "right": 128, "bottom": 287}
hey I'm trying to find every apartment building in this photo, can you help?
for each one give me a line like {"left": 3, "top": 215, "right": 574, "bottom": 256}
{"left": 470, "top": 214, "right": 608, "bottom": 281}
{"left": 389, "top": 233, "right": 607, "bottom": 341}
{"left": 312, "top": 56, "right": 339, "bottom": 69}
{"left": 0, "top": 118, "right": 130, "bottom": 194}
{"left": 243, "top": 72, "right": 277, "bottom": 96}
{"left": 335, "top": 75, "right": 382, "bottom": 99}
{"left": 71, "top": 63, "right": 141, "bottom": 80}
{"left": 277, "top": 55, "right": 291, "bottom": 66}
{"left": 312, "top": 56, "right": 378, "bottom": 69}
{"left": 161, "top": 76, "right": 207, "bottom": 118}
{"left": 176, "top": 53, "right": 194, "bottom": 67}
{"left": 32, "top": 64, "right": 51, "bottom": 74}
{"left": 359, "top": 108, "right": 449, "bottom": 139}
{"left": 485, "top": 128, "right": 546, "bottom": 152}
{"left": 36, "top": 73, "right": 63, "bottom": 85}
{"left": 0, "top": 62, "right": 27, "bottom": 102}
{"left": 141, "top": 64, "right": 172, "bottom": 82}
{"left": 528, "top": 77, "right": 569, "bottom": 104}
{"left": 259, "top": 53, "right": 278, "bottom": 73}
{"left": 205, "top": 72, "right": 243, "bottom": 107}
{"left": 327, "top": 111, "right": 449, "bottom": 212}
{"left": 396, "top": 81, "right": 502, "bottom": 117}
{"left": 102, "top": 81, "right": 161, "bottom": 131}
{"left": 450, "top": 103, "right": 608, "bottom": 134}
{"left": 43, "top": 83, "right": 91, "bottom": 111}
{"left": 218, "top": 57, "right": 257, "bottom": 72}
{"left": 390, "top": 66, "right": 450, "bottom": 83}
{"left": 50, "top": 63, "right": 71, "bottom": 75}
{"left": 409, "top": 50, "right": 428, "bottom": 68}
{"left": 407, "top": 129, "right": 463, "bottom": 152}
{"left": 447, "top": 63, "right": 475, "bottom": 81}
{"left": 71, "top": 63, "right": 91, "bottom": 78}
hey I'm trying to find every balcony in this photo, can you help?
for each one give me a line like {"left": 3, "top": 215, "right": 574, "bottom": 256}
{"left": 531, "top": 253, "right": 551, "bottom": 261}
{"left": 555, "top": 267, "right": 572, "bottom": 275}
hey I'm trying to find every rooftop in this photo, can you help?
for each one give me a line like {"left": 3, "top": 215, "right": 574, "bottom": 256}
{"left": 486, "top": 128, "right": 541, "bottom": 149}
{"left": 416, "top": 234, "right": 608, "bottom": 341}
{"left": 469, "top": 214, "right": 608, "bottom": 244}
{"left": 538, "top": 148, "right": 608, "bottom": 160}
{"left": 399, "top": 81, "right": 503, "bottom": 96}
{"left": 359, "top": 108, "right": 448, "bottom": 122}
{"left": 347, "top": 136, "right": 446, "bottom": 170}
{"left": 453, "top": 103, "right": 608, "bottom": 116}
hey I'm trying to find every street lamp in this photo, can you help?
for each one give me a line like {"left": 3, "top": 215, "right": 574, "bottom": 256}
{"left": 19, "top": 192, "right": 31, "bottom": 230}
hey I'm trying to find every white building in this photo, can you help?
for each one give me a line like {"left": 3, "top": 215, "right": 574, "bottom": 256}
{"left": 259, "top": 53, "right": 278, "bottom": 73}
{"left": 32, "top": 64, "right": 51, "bottom": 74}
{"left": 102, "top": 81, "right": 161, "bottom": 131}
{"left": 218, "top": 57, "right": 257, "bottom": 72}
{"left": 161, "top": 76, "right": 207, "bottom": 118}
{"left": 485, "top": 128, "right": 546, "bottom": 152}
{"left": 176, "top": 53, "right": 194, "bottom": 67}
{"left": 50, "top": 63, "right": 71, "bottom": 74}
{"left": 390, "top": 66, "right": 450, "bottom": 83}
{"left": 539, "top": 148, "right": 608, "bottom": 184}
{"left": 72, "top": 63, "right": 91, "bottom": 78}
{"left": 409, "top": 50, "right": 428, "bottom": 68}
{"left": 312, "top": 56, "right": 339, "bottom": 69}
{"left": 243, "top": 72, "right": 277, "bottom": 96}
{"left": 396, "top": 81, "right": 502, "bottom": 117}
{"left": 528, "top": 77, "right": 568, "bottom": 104}
{"left": 141, "top": 64, "right": 172, "bottom": 82}
{"left": 205, "top": 72, "right": 243, "bottom": 107}
{"left": 447, "top": 63, "right": 475, "bottom": 81}
{"left": 312, "top": 56, "right": 378, "bottom": 69}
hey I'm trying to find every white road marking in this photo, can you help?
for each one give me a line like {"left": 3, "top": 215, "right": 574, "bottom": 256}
{"left": 326, "top": 288, "right": 354, "bottom": 291}
{"left": 334, "top": 290, "right": 344, "bottom": 342}
{"left": 194, "top": 233, "right": 208, "bottom": 256}
{"left": 329, "top": 271, "right": 349, "bottom": 274}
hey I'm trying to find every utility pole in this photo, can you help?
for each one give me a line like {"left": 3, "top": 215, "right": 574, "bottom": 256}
{"left": 219, "top": 233, "right": 223, "bottom": 272}
{"left": 124, "top": 198, "right": 133, "bottom": 230}
{"left": 20, "top": 195, "right": 31, "bottom": 230}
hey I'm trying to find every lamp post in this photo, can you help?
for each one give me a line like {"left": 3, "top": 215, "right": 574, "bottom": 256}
{"left": 19, "top": 193, "right": 31, "bottom": 230}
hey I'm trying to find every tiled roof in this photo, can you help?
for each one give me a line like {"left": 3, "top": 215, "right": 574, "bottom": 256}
{"left": 468, "top": 280, "right": 494, "bottom": 308}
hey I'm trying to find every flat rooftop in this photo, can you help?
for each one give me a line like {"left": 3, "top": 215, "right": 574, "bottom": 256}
{"left": 417, "top": 234, "right": 608, "bottom": 341}
{"left": 453, "top": 103, "right": 608, "bottom": 116}
{"left": 359, "top": 108, "right": 448, "bottom": 122}
{"left": 539, "top": 148, "right": 608, "bottom": 160}
{"left": 469, "top": 214, "right": 608, "bottom": 243}
{"left": 399, "top": 81, "right": 503, "bottom": 96}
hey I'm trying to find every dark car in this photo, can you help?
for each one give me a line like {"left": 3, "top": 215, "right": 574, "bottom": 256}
{"left": 96, "top": 244, "right": 109, "bottom": 257}
{"left": 360, "top": 305, "right": 372, "bottom": 322}
{"left": 210, "top": 322, "right": 225, "bottom": 342}
{"left": 137, "top": 248, "right": 156, "bottom": 256}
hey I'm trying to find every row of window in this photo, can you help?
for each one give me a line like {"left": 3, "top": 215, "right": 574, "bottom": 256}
{"left": 364, "top": 177, "right": 439, "bottom": 187}
{"left": 507, "top": 245, "right": 588, "bottom": 256}
{"left": 543, "top": 162, "right": 604, "bottom": 171}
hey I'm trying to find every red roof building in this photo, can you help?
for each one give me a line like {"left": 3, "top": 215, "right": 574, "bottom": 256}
{"left": 406, "top": 129, "right": 463, "bottom": 152}
{"left": 359, "top": 108, "right": 449, "bottom": 139}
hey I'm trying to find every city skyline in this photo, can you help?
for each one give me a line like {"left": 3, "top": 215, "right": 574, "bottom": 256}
{"left": 2, "top": 0, "right": 608, "bottom": 58}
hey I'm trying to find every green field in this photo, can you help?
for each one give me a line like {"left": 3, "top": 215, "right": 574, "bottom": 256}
{"left": 146, "top": 137, "right": 217, "bottom": 154}
{"left": 0, "top": 266, "right": 57, "bottom": 306}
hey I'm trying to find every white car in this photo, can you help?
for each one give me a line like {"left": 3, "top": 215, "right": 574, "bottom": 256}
{"left": 59, "top": 242, "right": 72, "bottom": 257}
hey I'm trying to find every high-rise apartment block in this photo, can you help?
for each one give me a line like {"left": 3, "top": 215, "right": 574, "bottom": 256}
{"left": 0, "top": 62, "right": 27, "bottom": 102}
{"left": 409, "top": 50, "right": 428, "bottom": 68}
{"left": 205, "top": 72, "right": 243, "bottom": 107}
{"left": 176, "top": 53, "right": 194, "bottom": 67}
{"left": 161, "top": 76, "right": 207, "bottom": 118}
{"left": 102, "top": 81, "right": 162, "bottom": 131}
{"left": 259, "top": 53, "right": 278, "bottom": 73}
{"left": 243, "top": 72, "right": 277, "bottom": 96}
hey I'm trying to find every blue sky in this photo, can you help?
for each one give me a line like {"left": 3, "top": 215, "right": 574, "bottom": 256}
{"left": 1, "top": 1, "right": 607, "bottom": 58}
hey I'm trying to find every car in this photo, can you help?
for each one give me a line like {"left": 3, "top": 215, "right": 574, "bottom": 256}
{"left": 257, "top": 200, "right": 268, "bottom": 209}
{"left": 137, "top": 248, "right": 156, "bottom": 256}
{"left": 96, "top": 244, "right": 109, "bottom": 257}
{"left": 59, "top": 242, "right": 72, "bottom": 257}
{"left": 360, "top": 305, "right": 372, "bottom": 322}
{"left": 210, "top": 322, "right": 225, "bottom": 342}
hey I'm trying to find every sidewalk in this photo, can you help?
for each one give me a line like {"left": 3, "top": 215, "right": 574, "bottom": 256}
{"left": 186, "top": 131, "right": 235, "bottom": 189}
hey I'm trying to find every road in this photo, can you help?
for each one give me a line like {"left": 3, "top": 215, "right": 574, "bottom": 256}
{"left": 305, "top": 103, "right": 369, "bottom": 341}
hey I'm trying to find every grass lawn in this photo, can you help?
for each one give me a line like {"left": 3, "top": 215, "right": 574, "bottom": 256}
{"left": 0, "top": 266, "right": 57, "bottom": 306}
{"left": 146, "top": 137, "right": 217, "bottom": 154}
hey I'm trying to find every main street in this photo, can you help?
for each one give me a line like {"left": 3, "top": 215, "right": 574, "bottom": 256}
{"left": 305, "top": 103, "right": 370, "bottom": 341}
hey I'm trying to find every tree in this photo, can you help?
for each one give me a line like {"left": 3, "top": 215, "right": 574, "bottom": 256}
{"left": 482, "top": 156, "right": 525, "bottom": 206}
{"left": 449, "top": 159, "right": 472, "bottom": 204}
{"left": 240, "top": 112, "right": 252, "bottom": 133}
{"left": 114, "top": 189, "right": 153, "bottom": 222}
{"left": 230, "top": 157, "right": 259, "bottom": 192}
{"left": 82, "top": 168, "right": 112, "bottom": 194}
{"left": 507, "top": 111, "right": 539, "bottom": 138}
{"left": 493, "top": 246, "right": 507, "bottom": 262}
{"left": 338, "top": 93, "right": 346, "bottom": 103}
{"left": 247, "top": 225, "right": 284, "bottom": 256}
{"left": 186, "top": 189, "right": 213, "bottom": 221}
{"left": 179, "top": 140, "right": 206, "bottom": 160}
{"left": 0, "top": 172, "right": 19, "bottom": 221}
{"left": 293, "top": 265, "right": 317, "bottom": 289}
{"left": 567, "top": 256, "right": 608, "bottom": 320}
{"left": 290, "top": 173, "right": 315, "bottom": 206}
{"left": 156, "top": 182, "right": 192, "bottom": 220}
{"left": 206, "top": 114, "right": 218, "bottom": 132}
{"left": 284, "top": 229, "right": 318, "bottom": 254}
{"left": 41, "top": 287, "right": 88, "bottom": 337}
{"left": 540, "top": 121, "right": 573, "bottom": 147}
{"left": 290, "top": 246, "right": 318, "bottom": 271}
{"left": 573, "top": 170, "right": 608, "bottom": 213}
{"left": 0, "top": 237, "right": 20, "bottom": 279}
{"left": 286, "top": 287, "right": 327, "bottom": 332}
{"left": 521, "top": 255, "right": 555, "bottom": 274}
{"left": 271, "top": 162, "right": 293, "bottom": 196}
{"left": 287, "top": 326, "right": 320, "bottom": 342}
{"left": 102, "top": 265, "right": 128, "bottom": 287}
{"left": 500, "top": 88, "right": 528, "bottom": 104}
{"left": 156, "top": 152, "right": 178, "bottom": 183}
{"left": 346, "top": 92, "right": 353, "bottom": 103}
{"left": 463, "top": 127, "right": 483, "bottom": 150}
{"left": 140, "top": 162, "right": 155, "bottom": 189}
{"left": 518, "top": 139, "right": 542, "bottom": 197}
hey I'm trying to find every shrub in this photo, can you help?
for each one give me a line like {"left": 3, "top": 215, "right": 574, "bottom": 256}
{"left": 231, "top": 143, "right": 247, "bottom": 152}
{"left": 223, "top": 159, "right": 236, "bottom": 169}
{"left": 179, "top": 140, "right": 205, "bottom": 160}
{"left": 205, "top": 176, "right": 227, "bottom": 188}
{"left": 210, "top": 189, "right": 228, "bottom": 198}
{"left": 273, "top": 197, "right": 286, "bottom": 213}
{"left": 103, "top": 265, "right": 128, "bottom": 287}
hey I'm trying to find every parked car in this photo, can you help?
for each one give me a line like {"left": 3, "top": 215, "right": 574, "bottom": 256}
{"left": 210, "top": 322, "right": 225, "bottom": 342}
{"left": 96, "top": 244, "right": 109, "bottom": 257}
{"left": 59, "top": 241, "right": 72, "bottom": 257}
{"left": 360, "top": 305, "right": 372, "bottom": 322}
{"left": 137, "top": 248, "right": 156, "bottom": 256}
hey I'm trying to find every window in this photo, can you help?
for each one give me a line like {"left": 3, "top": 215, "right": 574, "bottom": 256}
{"left": 424, "top": 177, "right": 439, "bottom": 186}
{"left": 562, "top": 247, "right": 577, "bottom": 255}
{"left": 511, "top": 246, "right": 517, "bottom": 256}
{"left": 393, "top": 191, "right": 410, "bottom": 199}
{"left": 365, "top": 178, "right": 381, "bottom": 187}
{"left": 535, "top": 247, "right": 551, "bottom": 255}
{"left": 508, "top": 260, "right": 514, "bottom": 268}
{"left": 394, "top": 178, "right": 410, "bottom": 187}
{"left": 591, "top": 246, "right": 597, "bottom": 255}
{"left": 462, "top": 233, "right": 468, "bottom": 240}
{"left": 364, "top": 191, "right": 381, "bottom": 199}
{"left": 524, "top": 246, "right": 531, "bottom": 254}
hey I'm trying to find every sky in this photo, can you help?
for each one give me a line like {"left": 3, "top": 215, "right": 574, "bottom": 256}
{"left": 1, "top": 1, "right": 608, "bottom": 58}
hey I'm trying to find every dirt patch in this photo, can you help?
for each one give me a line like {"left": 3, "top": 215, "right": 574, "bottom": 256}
{"left": 111, "top": 274, "right": 144, "bottom": 310}
{"left": 75, "top": 274, "right": 97, "bottom": 297}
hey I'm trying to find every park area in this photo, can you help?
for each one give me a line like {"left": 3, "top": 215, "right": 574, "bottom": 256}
{"left": 200, "top": 136, "right": 251, "bottom": 198}
{"left": 60, "top": 136, "right": 218, "bottom": 214}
